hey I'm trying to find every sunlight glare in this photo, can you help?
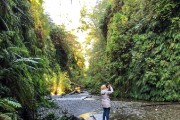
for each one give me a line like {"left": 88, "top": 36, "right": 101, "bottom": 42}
{"left": 43, "top": 0, "right": 98, "bottom": 68}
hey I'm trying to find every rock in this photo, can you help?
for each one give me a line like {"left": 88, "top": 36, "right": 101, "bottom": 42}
{"left": 90, "top": 115, "right": 96, "bottom": 119}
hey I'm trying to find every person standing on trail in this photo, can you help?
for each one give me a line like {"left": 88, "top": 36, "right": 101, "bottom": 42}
{"left": 101, "top": 83, "right": 114, "bottom": 120}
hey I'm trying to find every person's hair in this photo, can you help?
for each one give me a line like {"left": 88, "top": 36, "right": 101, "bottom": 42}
{"left": 106, "top": 82, "right": 110, "bottom": 88}
{"left": 101, "top": 85, "right": 107, "bottom": 90}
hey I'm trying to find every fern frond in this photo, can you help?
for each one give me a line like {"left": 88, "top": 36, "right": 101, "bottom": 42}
{"left": 0, "top": 100, "right": 15, "bottom": 112}
{"left": 0, "top": 16, "right": 9, "bottom": 31}
{"left": 13, "top": 58, "right": 38, "bottom": 63}
{"left": 0, "top": 98, "right": 21, "bottom": 112}
{"left": 3, "top": 99, "right": 21, "bottom": 108}
{"left": 0, "top": 113, "right": 12, "bottom": 120}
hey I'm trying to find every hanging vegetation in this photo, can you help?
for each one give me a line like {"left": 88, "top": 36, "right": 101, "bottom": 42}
{"left": 0, "top": 0, "right": 84, "bottom": 119}
{"left": 83, "top": 0, "right": 180, "bottom": 101}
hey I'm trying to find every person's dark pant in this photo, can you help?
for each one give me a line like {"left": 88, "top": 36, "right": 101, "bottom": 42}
{"left": 103, "top": 108, "right": 110, "bottom": 120}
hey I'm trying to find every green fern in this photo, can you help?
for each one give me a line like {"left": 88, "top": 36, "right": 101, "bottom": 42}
{"left": 0, "top": 113, "right": 12, "bottom": 120}
{"left": 3, "top": 99, "right": 21, "bottom": 109}
{"left": 0, "top": 98, "right": 22, "bottom": 120}
{"left": 0, "top": 98, "right": 21, "bottom": 112}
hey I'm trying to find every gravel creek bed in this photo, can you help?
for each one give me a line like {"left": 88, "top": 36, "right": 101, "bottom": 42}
{"left": 38, "top": 92, "right": 180, "bottom": 120}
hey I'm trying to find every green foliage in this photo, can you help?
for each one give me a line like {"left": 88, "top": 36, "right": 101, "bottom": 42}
{"left": 0, "top": 0, "right": 85, "bottom": 119}
{"left": 84, "top": 0, "right": 180, "bottom": 101}
{"left": 0, "top": 114, "right": 12, "bottom": 120}
{"left": 60, "top": 114, "right": 80, "bottom": 120}
{"left": 0, "top": 98, "right": 21, "bottom": 112}
{"left": 0, "top": 98, "right": 21, "bottom": 120}
{"left": 50, "top": 23, "right": 84, "bottom": 83}
{"left": 42, "top": 112, "right": 59, "bottom": 120}
{"left": 79, "top": 0, "right": 112, "bottom": 94}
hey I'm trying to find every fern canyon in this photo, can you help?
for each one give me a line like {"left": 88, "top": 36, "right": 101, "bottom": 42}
{"left": 0, "top": 0, "right": 179, "bottom": 120}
